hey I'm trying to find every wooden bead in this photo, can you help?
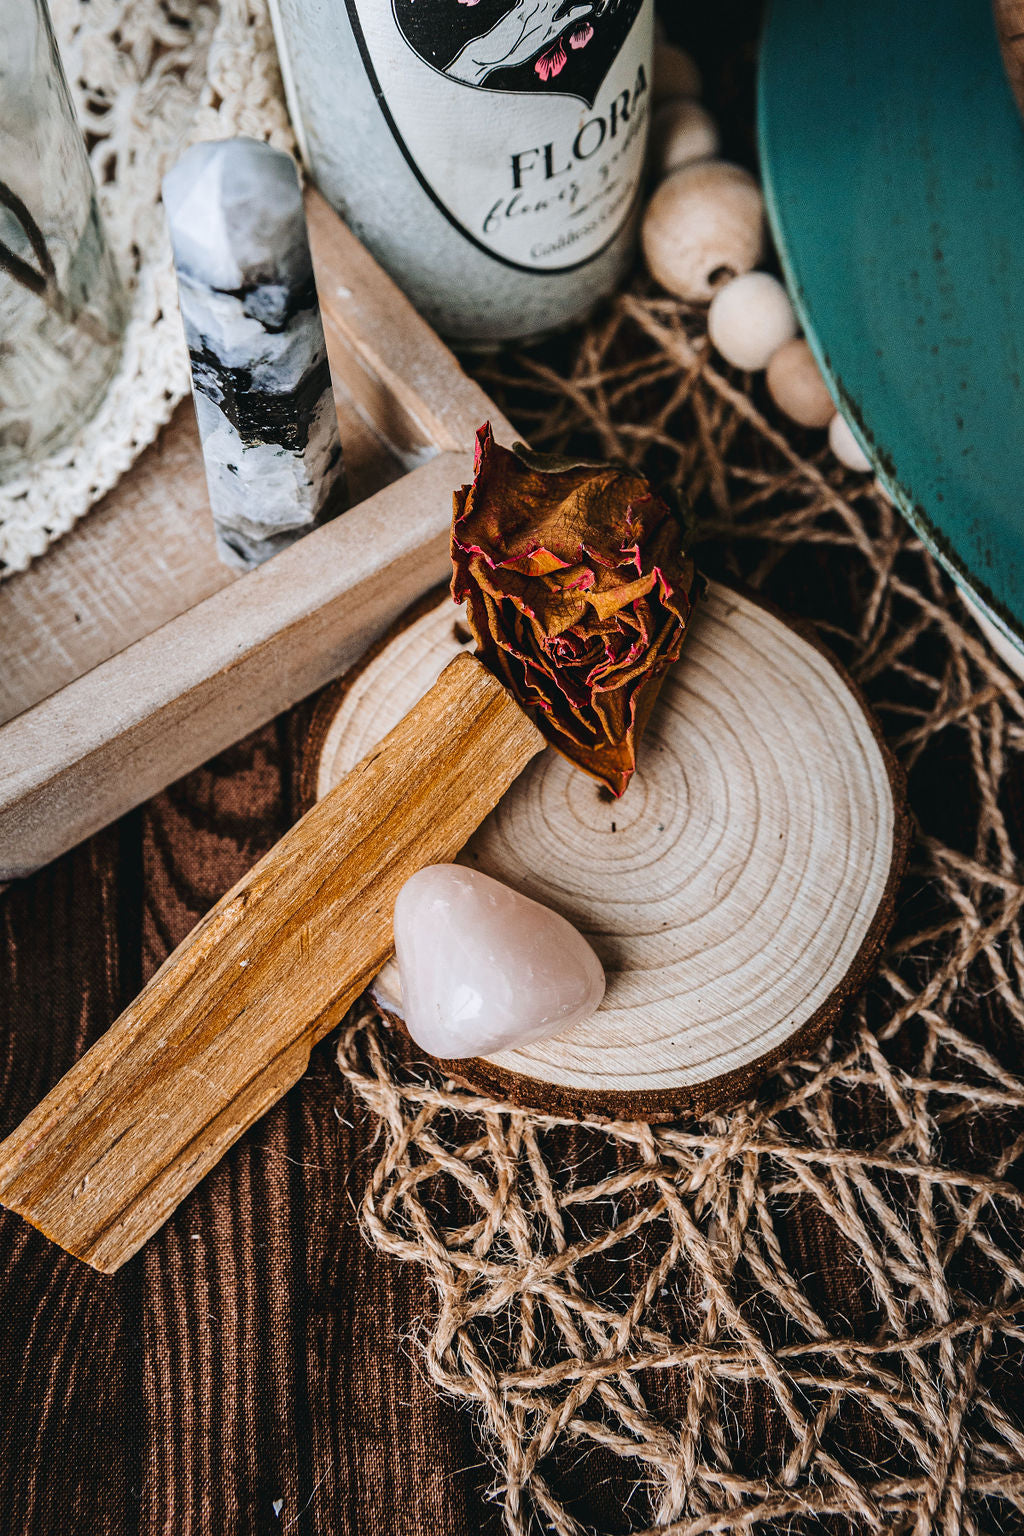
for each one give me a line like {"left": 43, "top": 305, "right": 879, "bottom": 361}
{"left": 642, "top": 161, "right": 765, "bottom": 302}
{"left": 707, "top": 271, "right": 797, "bottom": 371}
{"left": 829, "top": 412, "right": 873, "bottom": 471}
{"left": 651, "top": 98, "right": 720, "bottom": 179}
{"left": 766, "top": 337, "right": 835, "bottom": 427}
{"left": 653, "top": 40, "right": 702, "bottom": 103}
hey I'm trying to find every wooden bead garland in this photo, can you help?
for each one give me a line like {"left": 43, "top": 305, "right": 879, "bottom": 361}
{"left": 643, "top": 45, "right": 873, "bottom": 474}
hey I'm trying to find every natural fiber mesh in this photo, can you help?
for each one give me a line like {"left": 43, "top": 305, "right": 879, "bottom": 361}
{"left": 336, "top": 285, "right": 1024, "bottom": 1535}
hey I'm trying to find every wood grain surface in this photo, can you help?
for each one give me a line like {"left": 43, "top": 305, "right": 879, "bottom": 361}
{"left": 0, "top": 711, "right": 499, "bottom": 1535}
{"left": 307, "top": 585, "right": 908, "bottom": 1119}
{"left": 0, "top": 657, "right": 543, "bottom": 1270}
{"left": 0, "top": 392, "right": 404, "bottom": 730}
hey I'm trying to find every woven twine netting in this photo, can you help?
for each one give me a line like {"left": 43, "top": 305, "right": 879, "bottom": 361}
{"left": 334, "top": 289, "right": 1024, "bottom": 1536}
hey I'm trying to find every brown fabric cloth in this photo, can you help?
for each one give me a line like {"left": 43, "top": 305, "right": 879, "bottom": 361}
{"left": 2, "top": 5, "right": 1023, "bottom": 1534}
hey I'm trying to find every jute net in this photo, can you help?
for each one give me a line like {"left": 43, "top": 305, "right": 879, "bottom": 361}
{"left": 335, "top": 286, "right": 1024, "bottom": 1534}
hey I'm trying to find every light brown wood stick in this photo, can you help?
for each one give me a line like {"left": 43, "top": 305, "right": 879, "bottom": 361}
{"left": 0, "top": 655, "right": 543, "bottom": 1272}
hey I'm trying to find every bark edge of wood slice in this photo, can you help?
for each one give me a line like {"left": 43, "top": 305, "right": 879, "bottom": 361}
{"left": 304, "top": 582, "right": 909, "bottom": 1122}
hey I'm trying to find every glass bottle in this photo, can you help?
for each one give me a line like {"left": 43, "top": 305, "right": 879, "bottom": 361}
{"left": 268, "top": 0, "right": 654, "bottom": 347}
{"left": 0, "top": 0, "right": 127, "bottom": 482}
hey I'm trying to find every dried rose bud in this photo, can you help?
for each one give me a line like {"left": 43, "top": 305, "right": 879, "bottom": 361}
{"left": 451, "top": 424, "right": 703, "bottom": 798}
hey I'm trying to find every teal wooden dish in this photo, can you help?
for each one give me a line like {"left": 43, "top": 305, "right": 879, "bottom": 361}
{"left": 759, "top": 0, "right": 1024, "bottom": 656}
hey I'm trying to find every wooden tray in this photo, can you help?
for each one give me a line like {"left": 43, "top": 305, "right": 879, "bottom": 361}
{"left": 0, "top": 191, "right": 509, "bottom": 880}
{"left": 305, "top": 584, "right": 909, "bottom": 1121}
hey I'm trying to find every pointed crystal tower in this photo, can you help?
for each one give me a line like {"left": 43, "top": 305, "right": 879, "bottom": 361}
{"left": 163, "top": 137, "right": 346, "bottom": 568}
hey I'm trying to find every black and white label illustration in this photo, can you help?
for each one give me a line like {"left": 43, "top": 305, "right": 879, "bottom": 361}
{"left": 345, "top": 0, "right": 652, "bottom": 273}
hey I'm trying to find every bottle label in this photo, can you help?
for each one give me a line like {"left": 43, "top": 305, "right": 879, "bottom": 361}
{"left": 344, "top": 0, "right": 651, "bottom": 275}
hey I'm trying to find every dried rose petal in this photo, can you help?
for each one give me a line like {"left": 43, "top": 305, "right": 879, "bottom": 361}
{"left": 451, "top": 425, "right": 703, "bottom": 797}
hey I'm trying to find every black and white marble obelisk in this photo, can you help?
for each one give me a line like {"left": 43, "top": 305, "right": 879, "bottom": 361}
{"left": 163, "top": 137, "right": 346, "bottom": 569}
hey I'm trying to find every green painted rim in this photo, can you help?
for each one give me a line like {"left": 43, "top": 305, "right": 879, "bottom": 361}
{"left": 759, "top": 0, "right": 1024, "bottom": 654}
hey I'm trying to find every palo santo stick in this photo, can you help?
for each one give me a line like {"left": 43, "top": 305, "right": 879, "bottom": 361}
{"left": 0, "top": 655, "right": 543, "bottom": 1272}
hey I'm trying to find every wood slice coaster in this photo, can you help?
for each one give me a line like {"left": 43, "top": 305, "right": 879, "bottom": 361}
{"left": 304, "top": 582, "right": 909, "bottom": 1121}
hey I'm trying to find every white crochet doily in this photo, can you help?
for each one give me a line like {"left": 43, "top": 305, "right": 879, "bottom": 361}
{"left": 0, "top": 0, "right": 293, "bottom": 580}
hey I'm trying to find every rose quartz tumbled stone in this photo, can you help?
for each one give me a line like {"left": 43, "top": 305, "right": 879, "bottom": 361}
{"left": 393, "top": 865, "right": 606, "bottom": 1060}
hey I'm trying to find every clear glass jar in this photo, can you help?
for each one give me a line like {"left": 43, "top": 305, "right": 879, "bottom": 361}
{"left": 0, "top": 0, "right": 126, "bottom": 482}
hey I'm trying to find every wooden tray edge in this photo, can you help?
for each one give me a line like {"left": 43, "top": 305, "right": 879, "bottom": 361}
{"left": 1, "top": 187, "right": 515, "bottom": 879}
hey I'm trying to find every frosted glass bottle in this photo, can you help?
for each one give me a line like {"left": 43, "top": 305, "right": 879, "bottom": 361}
{"left": 268, "top": 0, "right": 654, "bottom": 346}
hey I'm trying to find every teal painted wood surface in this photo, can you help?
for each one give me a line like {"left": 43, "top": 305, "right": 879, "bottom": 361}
{"left": 759, "top": 0, "right": 1024, "bottom": 648}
